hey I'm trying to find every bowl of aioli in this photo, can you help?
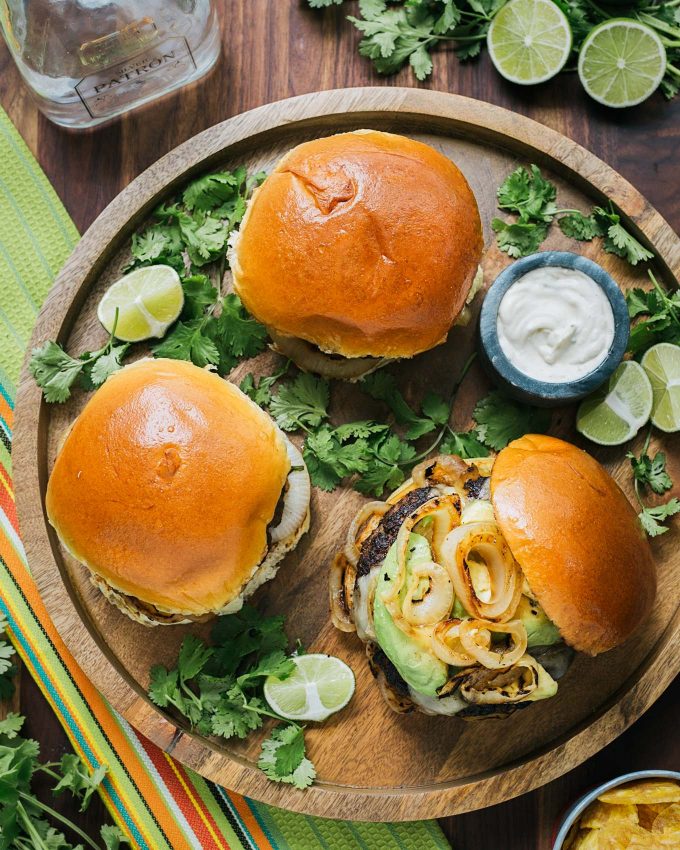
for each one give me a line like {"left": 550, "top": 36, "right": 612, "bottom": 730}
{"left": 479, "top": 251, "right": 630, "bottom": 406}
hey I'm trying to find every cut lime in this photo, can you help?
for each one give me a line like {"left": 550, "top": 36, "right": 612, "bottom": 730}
{"left": 576, "top": 361, "right": 653, "bottom": 445}
{"left": 264, "top": 654, "right": 355, "bottom": 723}
{"left": 641, "top": 342, "right": 680, "bottom": 433}
{"left": 97, "top": 265, "right": 184, "bottom": 342}
{"left": 578, "top": 19, "right": 666, "bottom": 108}
{"left": 487, "top": 0, "right": 572, "bottom": 85}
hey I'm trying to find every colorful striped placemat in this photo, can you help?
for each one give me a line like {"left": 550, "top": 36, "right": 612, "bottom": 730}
{"left": 0, "top": 106, "right": 452, "bottom": 850}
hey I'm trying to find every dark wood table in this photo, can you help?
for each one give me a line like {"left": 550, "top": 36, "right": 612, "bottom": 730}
{"left": 1, "top": 2, "right": 678, "bottom": 847}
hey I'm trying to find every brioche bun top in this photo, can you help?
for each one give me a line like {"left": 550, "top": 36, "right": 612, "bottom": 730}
{"left": 232, "top": 130, "right": 483, "bottom": 359}
{"left": 46, "top": 358, "right": 290, "bottom": 615}
{"left": 491, "top": 434, "right": 657, "bottom": 656}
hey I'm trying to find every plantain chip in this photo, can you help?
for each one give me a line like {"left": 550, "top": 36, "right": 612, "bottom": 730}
{"left": 581, "top": 800, "right": 639, "bottom": 830}
{"left": 651, "top": 801, "right": 680, "bottom": 844}
{"left": 638, "top": 803, "right": 671, "bottom": 830}
{"left": 569, "top": 829, "right": 601, "bottom": 849}
{"left": 590, "top": 822, "right": 657, "bottom": 848}
{"left": 598, "top": 780, "right": 680, "bottom": 806}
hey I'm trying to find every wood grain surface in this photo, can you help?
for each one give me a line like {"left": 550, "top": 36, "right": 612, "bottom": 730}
{"left": 2, "top": 0, "right": 680, "bottom": 845}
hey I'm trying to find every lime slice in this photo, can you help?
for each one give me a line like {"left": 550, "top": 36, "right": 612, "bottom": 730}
{"left": 264, "top": 654, "right": 355, "bottom": 723}
{"left": 97, "top": 265, "right": 184, "bottom": 342}
{"left": 576, "top": 361, "right": 653, "bottom": 445}
{"left": 487, "top": 0, "right": 572, "bottom": 85}
{"left": 578, "top": 19, "right": 666, "bottom": 108}
{"left": 641, "top": 342, "right": 680, "bottom": 433}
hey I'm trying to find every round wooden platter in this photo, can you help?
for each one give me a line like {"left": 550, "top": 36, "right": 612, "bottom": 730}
{"left": 14, "top": 88, "right": 680, "bottom": 821}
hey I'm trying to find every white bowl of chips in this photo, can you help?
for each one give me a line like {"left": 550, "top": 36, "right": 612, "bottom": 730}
{"left": 553, "top": 770, "right": 680, "bottom": 849}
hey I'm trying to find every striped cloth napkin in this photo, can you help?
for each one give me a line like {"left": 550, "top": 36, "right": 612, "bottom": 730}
{"left": 0, "top": 106, "right": 452, "bottom": 850}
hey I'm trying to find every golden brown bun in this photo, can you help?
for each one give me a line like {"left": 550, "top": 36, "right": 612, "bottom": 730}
{"left": 491, "top": 435, "right": 657, "bottom": 656}
{"left": 232, "top": 130, "right": 483, "bottom": 359}
{"left": 46, "top": 359, "right": 291, "bottom": 615}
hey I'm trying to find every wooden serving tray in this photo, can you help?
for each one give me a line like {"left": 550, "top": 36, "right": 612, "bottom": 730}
{"left": 14, "top": 88, "right": 680, "bottom": 821}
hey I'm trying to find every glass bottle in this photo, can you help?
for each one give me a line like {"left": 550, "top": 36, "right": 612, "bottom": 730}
{"left": 0, "top": 0, "right": 221, "bottom": 129}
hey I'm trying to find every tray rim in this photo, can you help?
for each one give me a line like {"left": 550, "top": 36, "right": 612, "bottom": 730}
{"left": 13, "top": 87, "right": 680, "bottom": 821}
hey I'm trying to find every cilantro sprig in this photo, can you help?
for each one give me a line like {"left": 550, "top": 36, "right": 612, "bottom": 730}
{"left": 626, "top": 271, "right": 680, "bottom": 356}
{"left": 627, "top": 426, "right": 680, "bottom": 537}
{"left": 0, "top": 621, "right": 127, "bottom": 848}
{"left": 148, "top": 607, "right": 315, "bottom": 788}
{"left": 29, "top": 310, "right": 129, "bottom": 404}
{"left": 493, "top": 164, "right": 654, "bottom": 265}
{"left": 129, "top": 166, "right": 265, "bottom": 274}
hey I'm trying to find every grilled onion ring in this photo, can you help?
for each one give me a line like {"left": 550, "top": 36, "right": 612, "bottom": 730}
{"left": 382, "top": 494, "right": 461, "bottom": 605}
{"left": 344, "top": 501, "right": 388, "bottom": 566}
{"left": 329, "top": 552, "right": 356, "bottom": 633}
{"left": 412, "top": 454, "right": 480, "bottom": 491}
{"left": 459, "top": 618, "right": 527, "bottom": 669}
{"left": 440, "top": 522, "right": 522, "bottom": 622}
{"left": 398, "top": 560, "right": 454, "bottom": 627}
{"left": 431, "top": 618, "right": 491, "bottom": 667}
{"left": 458, "top": 655, "right": 542, "bottom": 704}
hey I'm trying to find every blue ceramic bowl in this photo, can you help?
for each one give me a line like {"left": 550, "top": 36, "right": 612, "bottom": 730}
{"left": 478, "top": 252, "right": 630, "bottom": 407}
{"left": 553, "top": 769, "right": 680, "bottom": 849}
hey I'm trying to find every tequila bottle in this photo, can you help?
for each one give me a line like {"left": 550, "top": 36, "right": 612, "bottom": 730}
{"left": 0, "top": 0, "right": 221, "bottom": 128}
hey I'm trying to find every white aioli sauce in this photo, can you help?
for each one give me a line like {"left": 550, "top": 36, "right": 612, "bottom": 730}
{"left": 497, "top": 267, "right": 615, "bottom": 383}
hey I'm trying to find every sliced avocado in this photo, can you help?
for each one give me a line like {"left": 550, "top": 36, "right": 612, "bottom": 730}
{"left": 373, "top": 533, "right": 448, "bottom": 697}
{"left": 515, "top": 596, "right": 561, "bottom": 648}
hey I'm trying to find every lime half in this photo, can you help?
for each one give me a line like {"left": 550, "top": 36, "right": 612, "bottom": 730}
{"left": 97, "top": 265, "right": 184, "bottom": 342}
{"left": 576, "top": 361, "right": 653, "bottom": 445}
{"left": 578, "top": 19, "right": 666, "bottom": 108}
{"left": 487, "top": 0, "right": 572, "bottom": 85}
{"left": 641, "top": 342, "right": 680, "bottom": 433}
{"left": 264, "top": 654, "right": 355, "bottom": 723}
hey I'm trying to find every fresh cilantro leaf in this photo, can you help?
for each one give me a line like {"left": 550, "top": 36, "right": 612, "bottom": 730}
{"left": 557, "top": 211, "right": 603, "bottom": 241}
{"left": 627, "top": 450, "right": 673, "bottom": 495}
{"left": 101, "top": 824, "right": 130, "bottom": 849}
{"left": 473, "top": 391, "right": 551, "bottom": 451}
{"left": 361, "top": 373, "right": 449, "bottom": 439}
{"left": 270, "top": 374, "right": 330, "bottom": 431}
{"left": 334, "top": 421, "right": 389, "bottom": 441}
{"left": 180, "top": 213, "right": 229, "bottom": 267}
{"left": 354, "top": 432, "right": 416, "bottom": 496}
{"left": 303, "top": 426, "right": 370, "bottom": 491}
{"left": 639, "top": 498, "right": 680, "bottom": 537}
{"left": 492, "top": 218, "right": 549, "bottom": 258}
{"left": 210, "top": 692, "right": 264, "bottom": 739}
{"left": 592, "top": 206, "right": 654, "bottom": 266}
{"left": 181, "top": 274, "right": 218, "bottom": 320}
{"left": 29, "top": 341, "right": 86, "bottom": 403}
{"left": 240, "top": 361, "right": 290, "bottom": 407}
{"left": 130, "top": 228, "right": 174, "bottom": 264}
{"left": 53, "top": 753, "right": 108, "bottom": 811}
{"left": 439, "top": 429, "right": 489, "bottom": 458}
{"left": 148, "top": 665, "right": 179, "bottom": 709}
{"left": 497, "top": 165, "right": 557, "bottom": 223}
{"left": 258, "top": 724, "right": 315, "bottom": 789}
{"left": 86, "top": 343, "right": 129, "bottom": 388}
{"left": 238, "top": 650, "right": 296, "bottom": 685}
{"left": 307, "top": 0, "right": 344, "bottom": 6}
{"left": 0, "top": 713, "right": 24, "bottom": 740}
{"left": 177, "top": 635, "right": 214, "bottom": 683}
{"left": 151, "top": 318, "right": 219, "bottom": 368}
{"left": 183, "top": 171, "right": 241, "bottom": 212}
{"left": 626, "top": 287, "right": 652, "bottom": 319}
{"left": 215, "top": 294, "right": 268, "bottom": 361}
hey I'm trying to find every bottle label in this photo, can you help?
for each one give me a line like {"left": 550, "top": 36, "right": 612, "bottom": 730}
{"left": 75, "top": 36, "right": 196, "bottom": 119}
